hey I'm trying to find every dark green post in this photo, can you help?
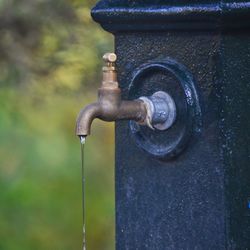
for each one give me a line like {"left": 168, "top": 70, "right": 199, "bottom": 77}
{"left": 92, "top": 1, "right": 250, "bottom": 249}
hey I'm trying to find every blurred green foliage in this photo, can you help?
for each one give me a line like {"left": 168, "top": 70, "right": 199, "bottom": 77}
{"left": 0, "top": 0, "right": 114, "bottom": 249}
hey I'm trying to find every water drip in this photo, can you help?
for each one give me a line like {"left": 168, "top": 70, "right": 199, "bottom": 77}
{"left": 80, "top": 136, "right": 86, "bottom": 145}
{"left": 80, "top": 136, "right": 86, "bottom": 250}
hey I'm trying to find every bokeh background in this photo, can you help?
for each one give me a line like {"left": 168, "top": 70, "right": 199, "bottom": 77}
{"left": 0, "top": 0, "right": 115, "bottom": 249}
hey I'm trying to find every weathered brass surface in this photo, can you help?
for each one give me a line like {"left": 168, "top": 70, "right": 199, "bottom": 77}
{"left": 76, "top": 53, "right": 147, "bottom": 136}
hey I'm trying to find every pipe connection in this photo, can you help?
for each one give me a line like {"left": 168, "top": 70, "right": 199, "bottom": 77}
{"left": 76, "top": 53, "right": 176, "bottom": 137}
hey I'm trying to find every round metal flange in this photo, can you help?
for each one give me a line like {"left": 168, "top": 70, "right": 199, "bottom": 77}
{"left": 129, "top": 58, "right": 202, "bottom": 160}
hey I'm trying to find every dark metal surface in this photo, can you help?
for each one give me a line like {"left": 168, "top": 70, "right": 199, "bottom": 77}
{"left": 91, "top": 0, "right": 250, "bottom": 249}
{"left": 220, "top": 32, "right": 250, "bottom": 249}
{"left": 115, "top": 31, "right": 225, "bottom": 250}
{"left": 92, "top": 1, "right": 250, "bottom": 32}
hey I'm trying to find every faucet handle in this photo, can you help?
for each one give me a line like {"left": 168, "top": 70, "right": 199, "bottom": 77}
{"left": 103, "top": 53, "right": 117, "bottom": 65}
{"left": 102, "top": 53, "right": 118, "bottom": 88}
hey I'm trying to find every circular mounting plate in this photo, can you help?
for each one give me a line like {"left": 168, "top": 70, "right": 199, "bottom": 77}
{"left": 129, "top": 58, "right": 202, "bottom": 160}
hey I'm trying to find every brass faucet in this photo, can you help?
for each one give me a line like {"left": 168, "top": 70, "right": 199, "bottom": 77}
{"left": 76, "top": 53, "right": 176, "bottom": 137}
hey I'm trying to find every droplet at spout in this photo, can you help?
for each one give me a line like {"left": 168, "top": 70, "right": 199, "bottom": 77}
{"left": 80, "top": 136, "right": 86, "bottom": 145}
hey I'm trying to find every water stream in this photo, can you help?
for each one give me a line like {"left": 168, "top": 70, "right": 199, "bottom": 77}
{"left": 80, "top": 136, "right": 86, "bottom": 250}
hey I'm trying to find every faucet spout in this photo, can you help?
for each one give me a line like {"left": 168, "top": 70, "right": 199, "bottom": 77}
{"left": 76, "top": 102, "right": 101, "bottom": 136}
{"left": 75, "top": 98, "right": 147, "bottom": 137}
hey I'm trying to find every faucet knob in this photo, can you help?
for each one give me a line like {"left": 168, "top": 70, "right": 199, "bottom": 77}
{"left": 102, "top": 53, "right": 118, "bottom": 88}
{"left": 103, "top": 53, "right": 117, "bottom": 64}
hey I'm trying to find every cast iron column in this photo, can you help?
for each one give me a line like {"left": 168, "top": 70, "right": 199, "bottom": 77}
{"left": 92, "top": 1, "right": 250, "bottom": 249}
